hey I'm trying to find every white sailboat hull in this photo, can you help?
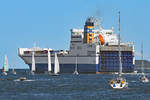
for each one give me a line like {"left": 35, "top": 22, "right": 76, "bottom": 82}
{"left": 141, "top": 76, "right": 149, "bottom": 83}
{"left": 142, "top": 79, "right": 149, "bottom": 83}
{"left": 110, "top": 82, "right": 128, "bottom": 89}
{"left": 2, "top": 72, "right": 7, "bottom": 76}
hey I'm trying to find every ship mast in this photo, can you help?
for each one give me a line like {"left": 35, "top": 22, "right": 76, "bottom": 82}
{"left": 118, "top": 11, "right": 122, "bottom": 77}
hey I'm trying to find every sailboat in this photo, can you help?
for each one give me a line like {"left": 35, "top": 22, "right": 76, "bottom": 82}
{"left": 140, "top": 42, "right": 149, "bottom": 83}
{"left": 53, "top": 53, "right": 60, "bottom": 76}
{"left": 2, "top": 55, "right": 9, "bottom": 75}
{"left": 73, "top": 56, "right": 79, "bottom": 75}
{"left": 45, "top": 49, "right": 52, "bottom": 74}
{"left": 30, "top": 42, "right": 36, "bottom": 75}
{"left": 110, "top": 11, "right": 128, "bottom": 89}
{"left": 11, "top": 65, "right": 16, "bottom": 75}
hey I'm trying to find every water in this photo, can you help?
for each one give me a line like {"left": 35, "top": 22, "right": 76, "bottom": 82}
{"left": 0, "top": 69, "right": 150, "bottom": 100}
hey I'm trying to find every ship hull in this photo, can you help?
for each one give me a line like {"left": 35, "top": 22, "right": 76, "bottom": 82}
{"left": 20, "top": 51, "right": 135, "bottom": 73}
{"left": 28, "top": 64, "right": 98, "bottom": 73}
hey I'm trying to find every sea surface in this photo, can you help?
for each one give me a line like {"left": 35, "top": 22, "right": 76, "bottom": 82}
{"left": 0, "top": 69, "right": 150, "bottom": 100}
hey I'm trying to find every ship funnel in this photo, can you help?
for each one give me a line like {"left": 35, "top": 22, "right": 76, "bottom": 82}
{"left": 84, "top": 17, "right": 95, "bottom": 44}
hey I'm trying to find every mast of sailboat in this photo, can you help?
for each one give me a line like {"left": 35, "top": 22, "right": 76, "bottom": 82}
{"left": 48, "top": 49, "right": 51, "bottom": 72}
{"left": 118, "top": 11, "right": 122, "bottom": 77}
{"left": 141, "top": 41, "right": 144, "bottom": 74}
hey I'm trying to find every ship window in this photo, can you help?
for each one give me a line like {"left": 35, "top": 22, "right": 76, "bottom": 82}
{"left": 71, "top": 41, "right": 82, "bottom": 43}
{"left": 71, "top": 35, "right": 81, "bottom": 38}
{"left": 106, "top": 32, "right": 112, "bottom": 34}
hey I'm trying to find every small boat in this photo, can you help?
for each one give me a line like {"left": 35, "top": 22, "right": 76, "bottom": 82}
{"left": 110, "top": 77, "right": 128, "bottom": 89}
{"left": 140, "top": 42, "right": 149, "bottom": 83}
{"left": 2, "top": 55, "right": 9, "bottom": 75}
{"left": 11, "top": 65, "right": 16, "bottom": 75}
{"left": 110, "top": 12, "right": 128, "bottom": 89}
{"left": 140, "top": 74, "right": 149, "bottom": 83}
{"left": 14, "top": 77, "right": 27, "bottom": 81}
{"left": 53, "top": 53, "right": 60, "bottom": 76}
{"left": 19, "top": 77, "right": 27, "bottom": 81}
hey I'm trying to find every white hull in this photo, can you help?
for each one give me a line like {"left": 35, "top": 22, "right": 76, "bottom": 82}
{"left": 20, "top": 55, "right": 98, "bottom": 65}
{"left": 141, "top": 76, "right": 149, "bottom": 83}
{"left": 110, "top": 82, "right": 128, "bottom": 89}
{"left": 110, "top": 78, "right": 128, "bottom": 89}
{"left": 2, "top": 72, "right": 7, "bottom": 75}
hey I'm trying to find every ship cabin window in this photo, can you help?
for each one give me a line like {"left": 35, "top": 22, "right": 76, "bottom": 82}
{"left": 71, "top": 41, "right": 82, "bottom": 43}
{"left": 106, "top": 32, "right": 112, "bottom": 34}
{"left": 71, "top": 35, "right": 81, "bottom": 38}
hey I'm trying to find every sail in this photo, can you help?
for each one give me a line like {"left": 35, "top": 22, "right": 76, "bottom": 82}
{"left": 2, "top": 66, "right": 5, "bottom": 72}
{"left": 4, "top": 55, "right": 9, "bottom": 72}
{"left": 48, "top": 49, "right": 51, "bottom": 72}
{"left": 31, "top": 51, "right": 36, "bottom": 72}
{"left": 54, "top": 53, "right": 60, "bottom": 74}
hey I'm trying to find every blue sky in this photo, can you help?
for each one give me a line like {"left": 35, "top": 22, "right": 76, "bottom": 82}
{"left": 0, "top": 0, "right": 150, "bottom": 69}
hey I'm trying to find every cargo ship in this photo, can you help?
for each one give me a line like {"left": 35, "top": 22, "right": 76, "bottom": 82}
{"left": 18, "top": 16, "right": 135, "bottom": 73}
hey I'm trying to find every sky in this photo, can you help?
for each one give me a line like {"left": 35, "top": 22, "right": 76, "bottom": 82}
{"left": 0, "top": 0, "right": 150, "bottom": 69}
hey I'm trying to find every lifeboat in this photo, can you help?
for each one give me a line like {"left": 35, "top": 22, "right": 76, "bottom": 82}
{"left": 99, "top": 34, "right": 105, "bottom": 45}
